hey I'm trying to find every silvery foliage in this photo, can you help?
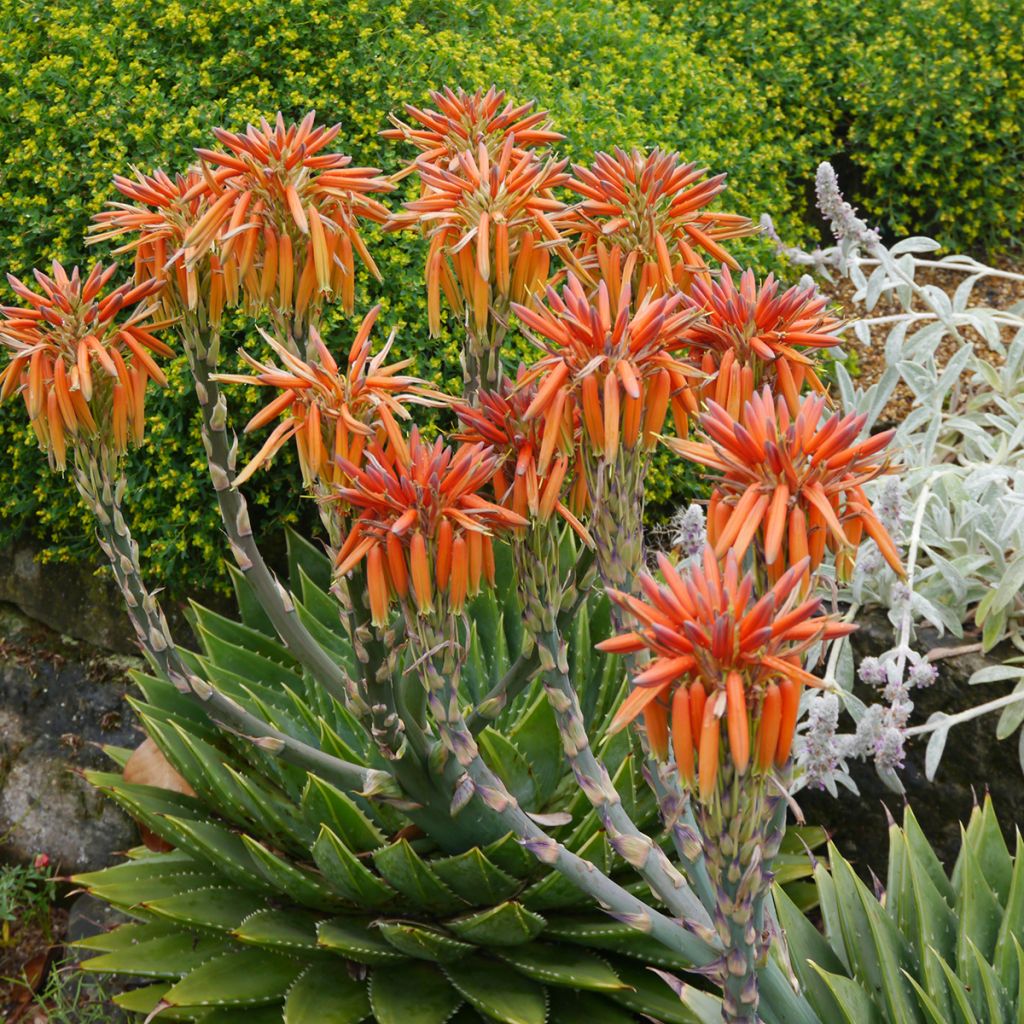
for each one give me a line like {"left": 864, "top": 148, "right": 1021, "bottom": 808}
{"left": 764, "top": 163, "right": 1024, "bottom": 793}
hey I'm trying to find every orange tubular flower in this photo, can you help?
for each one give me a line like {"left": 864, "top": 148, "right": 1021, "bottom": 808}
{"left": 513, "top": 272, "right": 700, "bottom": 461}
{"left": 214, "top": 305, "right": 420, "bottom": 488}
{"left": 382, "top": 86, "right": 564, "bottom": 170}
{"left": 682, "top": 269, "right": 843, "bottom": 417}
{"left": 566, "top": 148, "right": 755, "bottom": 300}
{"left": 667, "top": 387, "right": 904, "bottom": 583}
{"left": 0, "top": 261, "right": 171, "bottom": 469}
{"left": 450, "top": 369, "right": 590, "bottom": 538}
{"left": 387, "top": 137, "right": 571, "bottom": 337}
{"left": 190, "top": 112, "right": 393, "bottom": 323}
{"left": 331, "top": 431, "right": 528, "bottom": 624}
{"left": 600, "top": 547, "right": 855, "bottom": 798}
{"left": 89, "top": 169, "right": 219, "bottom": 324}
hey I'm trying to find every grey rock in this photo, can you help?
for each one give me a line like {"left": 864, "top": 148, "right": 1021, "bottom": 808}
{"left": 0, "top": 603, "right": 140, "bottom": 872}
{"left": 800, "top": 606, "right": 1024, "bottom": 878}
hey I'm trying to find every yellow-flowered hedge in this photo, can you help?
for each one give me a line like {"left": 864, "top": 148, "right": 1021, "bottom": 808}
{"left": 0, "top": 0, "right": 1018, "bottom": 594}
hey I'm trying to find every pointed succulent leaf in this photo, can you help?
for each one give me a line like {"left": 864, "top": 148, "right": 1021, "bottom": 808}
{"left": 370, "top": 961, "right": 463, "bottom": 1024}
{"left": 606, "top": 960, "right": 710, "bottom": 1024}
{"left": 543, "top": 915, "right": 692, "bottom": 969}
{"left": 772, "top": 885, "right": 848, "bottom": 1022}
{"left": 302, "top": 775, "right": 386, "bottom": 851}
{"left": 497, "top": 943, "right": 626, "bottom": 992}
{"left": 478, "top": 729, "right": 538, "bottom": 811}
{"left": 430, "top": 847, "right": 521, "bottom": 905}
{"left": 82, "top": 930, "right": 230, "bottom": 977}
{"left": 966, "top": 937, "right": 1011, "bottom": 1023}
{"left": 312, "top": 826, "right": 396, "bottom": 908}
{"left": 376, "top": 920, "right": 476, "bottom": 962}
{"left": 548, "top": 989, "right": 636, "bottom": 1024}
{"left": 443, "top": 955, "right": 548, "bottom": 1024}
{"left": 240, "top": 834, "right": 342, "bottom": 909}
{"left": 286, "top": 525, "right": 333, "bottom": 591}
{"left": 904, "top": 806, "right": 955, "bottom": 906}
{"left": 933, "top": 950, "right": 981, "bottom": 1023}
{"left": 162, "top": 947, "right": 304, "bottom": 1007}
{"left": 227, "top": 561, "right": 276, "bottom": 636}
{"left": 954, "top": 832, "right": 1004, "bottom": 971}
{"left": 317, "top": 916, "right": 409, "bottom": 964}
{"left": 191, "top": 601, "right": 300, "bottom": 670}
{"left": 372, "top": 839, "right": 467, "bottom": 914}
{"left": 828, "top": 844, "right": 923, "bottom": 1023}
{"left": 144, "top": 886, "right": 268, "bottom": 933}
{"left": 447, "top": 902, "right": 547, "bottom": 947}
{"left": 509, "top": 694, "right": 563, "bottom": 806}
{"left": 231, "top": 907, "right": 324, "bottom": 952}
{"left": 72, "top": 920, "right": 180, "bottom": 953}
{"left": 285, "top": 964, "right": 370, "bottom": 1023}
{"left": 806, "top": 963, "right": 884, "bottom": 1024}
{"left": 162, "top": 816, "right": 277, "bottom": 894}
{"left": 996, "top": 831, "right": 1024, "bottom": 993}
{"left": 483, "top": 834, "right": 541, "bottom": 880}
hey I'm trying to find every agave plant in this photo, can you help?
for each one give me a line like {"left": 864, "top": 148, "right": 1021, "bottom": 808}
{"left": 776, "top": 797, "right": 1024, "bottom": 1024}
{"left": 70, "top": 534, "right": 698, "bottom": 1023}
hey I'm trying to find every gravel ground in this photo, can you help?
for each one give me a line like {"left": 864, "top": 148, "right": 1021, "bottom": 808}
{"left": 829, "top": 256, "right": 1024, "bottom": 423}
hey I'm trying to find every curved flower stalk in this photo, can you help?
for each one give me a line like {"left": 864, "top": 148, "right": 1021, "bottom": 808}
{"left": 603, "top": 547, "right": 855, "bottom": 1022}
{"left": 667, "top": 387, "right": 904, "bottom": 585}
{"left": 514, "top": 272, "right": 699, "bottom": 594}
{"left": 190, "top": 111, "right": 393, "bottom": 340}
{"left": 681, "top": 269, "right": 843, "bottom": 416}
{"left": 382, "top": 86, "right": 564, "bottom": 168}
{"left": 388, "top": 136, "right": 571, "bottom": 398}
{"left": 566, "top": 148, "right": 754, "bottom": 301}
{"left": 0, "top": 261, "right": 167, "bottom": 470}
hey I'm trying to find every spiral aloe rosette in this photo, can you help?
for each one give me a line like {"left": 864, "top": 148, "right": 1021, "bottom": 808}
{"left": 72, "top": 533, "right": 705, "bottom": 1024}
{"left": 776, "top": 797, "right": 1024, "bottom": 1024}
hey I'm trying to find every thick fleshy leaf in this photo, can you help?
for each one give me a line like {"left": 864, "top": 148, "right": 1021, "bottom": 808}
{"left": 376, "top": 921, "right": 475, "bottom": 963}
{"left": 82, "top": 931, "right": 230, "bottom": 978}
{"left": 232, "top": 907, "right": 323, "bottom": 952}
{"left": 372, "top": 840, "right": 466, "bottom": 914}
{"left": 312, "top": 825, "right": 396, "bottom": 908}
{"left": 317, "top": 916, "right": 409, "bottom": 965}
{"left": 498, "top": 943, "right": 625, "bottom": 992}
{"left": 447, "top": 902, "right": 547, "bottom": 947}
{"left": 163, "top": 948, "right": 304, "bottom": 1007}
{"left": 284, "top": 964, "right": 370, "bottom": 1024}
{"left": 369, "top": 962, "right": 463, "bottom": 1024}
{"left": 806, "top": 963, "right": 884, "bottom": 1024}
{"left": 444, "top": 956, "right": 547, "bottom": 1024}
{"left": 430, "top": 847, "right": 520, "bottom": 905}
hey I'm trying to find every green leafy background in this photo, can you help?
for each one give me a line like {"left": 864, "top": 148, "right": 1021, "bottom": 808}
{"left": 0, "top": 0, "right": 1019, "bottom": 594}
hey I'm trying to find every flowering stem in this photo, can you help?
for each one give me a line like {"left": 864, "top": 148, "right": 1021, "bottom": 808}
{"left": 465, "top": 544, "right": 596, "bottom": 732}
{"left": 71, "top": 443, "right": 376, "bottom": 795}
{"left": 540, "top": 628, "right": 714, "bottom": 930}
{"left": 180, "top": 320, "right": 353, "bottom": 707}
{"left": 905, "top": 688, "right": 1024, "bottom": 737}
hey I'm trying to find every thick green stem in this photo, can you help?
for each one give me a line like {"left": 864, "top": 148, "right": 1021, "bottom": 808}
{"left": 180, "top": 320, "right": 352, "bottom": 706}
{"left": 72, "top": 444, "right": 376, "bottom": 795}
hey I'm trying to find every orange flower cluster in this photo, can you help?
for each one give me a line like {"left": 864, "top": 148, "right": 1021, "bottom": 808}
{"left": 216, "top": 306, "right": 419, "bottom": 488}
{"left": 0, "top": 261, "right": 170, "bottom": 467}
{"left": 93, "top": 114, "right": 392, "bottom": 329}
{"left": 514, "top": 273, "right": 698, "bottom": 462}
{"left": 682, "top": 270, "right": 842, "bottom": 416}
{"left": 382, "top": 87, "right": 564, "bottom": 168}
{"left": 190, "top": 113, "right": 393, "bottom": 320}
{"left": 566, "top": 149, "right": 754, "bottom": 300}
{"left": 388, "top": 137, "right": 570, "bottom": 336}
{"left": 89, "top": 169, "right": 211, "bottom": 321}
{"left": 333, "top": 431, "right": 527, "bottom": 624}
{"left": 668, "top": 388, "right": 902, "bottom": 583}
{"left": 601, "top": 548, "right": 855, "bottom": 799}
{"left": 451, "top": 370, "right": 589, "bottom": 537}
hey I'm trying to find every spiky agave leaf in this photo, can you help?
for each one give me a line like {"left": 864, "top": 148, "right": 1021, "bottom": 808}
{"left": 776, "top": 796, "right": 1024, "bottom": 1024}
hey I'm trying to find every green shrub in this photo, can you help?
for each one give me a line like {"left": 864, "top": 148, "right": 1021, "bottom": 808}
{"left": 844, "top": 0, "right": 1024, "bottom": 251}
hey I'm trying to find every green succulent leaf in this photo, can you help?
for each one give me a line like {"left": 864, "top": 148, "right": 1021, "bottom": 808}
{"left": 497, "top": 943, "right": 626, "bottom": 992}
{"left": 806, "top": 962, "right": 884, "bottom": 1024}
{"left": 317, "top": 916, "right": 410, "bottom": 965}
{"left": 446, "top": 902, "right": 547, "bottom": 947}
{"left": 430, "top": 847, "right": 521, "bottom": 905}
{"left": 369, "top": 962, "right": 464, "bottom": 1024}
{"left": 372, "top": 840, "right": 467, "bottom": 914}
{"left": 302, "top": 775, "right": 386, "bottom": 852}
{"left": 284, "top": 964, "right": 370, "bottom": 1024}
{"left": 232, "top": 907, "right": 324, "bottom": 952}
{"left": 444, "top": 956, "right": 548, "bottom": 1024}
{"left": 82, "top": 930, "right": 230, "bottom": 978}
{"left": 312, "top": 825, "right": 397, "bottom": 908}
{"left": 376, "top": 920, "right": 476, "bottom": 962}
{"left": 144, "top": 886, "right": 268, "bottom": 933}
{"left": 163, "top": 948, "right": 305, "bottom": 1007}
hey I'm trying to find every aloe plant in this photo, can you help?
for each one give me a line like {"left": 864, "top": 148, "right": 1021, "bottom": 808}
{"left": 776, "top": 796, "right": 1024, "bottom": 1024}
{"left": 72, "top": 530, "right": 824, "bottom": 1024}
